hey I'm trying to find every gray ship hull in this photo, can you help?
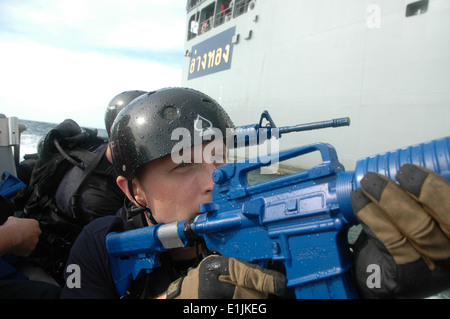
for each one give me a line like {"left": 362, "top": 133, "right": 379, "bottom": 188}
{"left": 182, "top": 0, "right": 450, "bottom": 170}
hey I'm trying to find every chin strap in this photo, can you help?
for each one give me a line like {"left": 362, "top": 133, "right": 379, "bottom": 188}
{"left": 127, "top": 180, "right": 159, "bottom": 225}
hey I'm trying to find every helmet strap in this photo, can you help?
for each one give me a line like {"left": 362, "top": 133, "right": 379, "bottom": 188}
{"left": 127, "top": 180, "right": 159, "bottom": 225}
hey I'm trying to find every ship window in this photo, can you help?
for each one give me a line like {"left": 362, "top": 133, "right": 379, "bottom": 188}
{"left": 188, "top": 13, "right": 199, "bottom": 40}
{"left": 198, "top": 3, "right": 215, "bottom": 34}
{"left": 186, "top": 0, "right": 207, "bottom": 12}
{"left": 405, "top": 0, "right": 428, "bottom": 17}
{"left": 234, "top": 0, "right": 253, "bottom": 18}
{"left": 187, "top": 0, "right": 196, "bottom": 12}
{"left": 214, "top": 0, "right": 233, "bottom": 27}
{"left": 187, "top": 0, "right": 255, "bottom": 41}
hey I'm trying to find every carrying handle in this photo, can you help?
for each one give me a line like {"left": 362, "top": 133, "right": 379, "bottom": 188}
{"left": 213, "top": 142, "right": 344, "bottom": 199}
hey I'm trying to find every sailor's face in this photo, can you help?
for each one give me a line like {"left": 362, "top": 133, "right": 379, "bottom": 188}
{"left": 136, "top": 140, "right": 226, "bottom": 224}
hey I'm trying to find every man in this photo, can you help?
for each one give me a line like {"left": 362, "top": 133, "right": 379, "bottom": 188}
{"left": 61, "top": 87, "right": 286, "bottom": 298}
{"left": 61, "top": 87, "right": 450, "bottom": 299}
{"left": 0, "top": 216, "right": 61, "bottom": 298}
{"left": 11, "top": 90, "right": 147, "bottom": 287}
{"left": 351, "top": 164, "right": 450, "bottom": 298}
{"left": 54, "top": 90, "right": 148, "bottom": 224}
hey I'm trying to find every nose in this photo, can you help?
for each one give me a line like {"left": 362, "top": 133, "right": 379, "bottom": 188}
{"left": 199, "top": 162, "right": 218, "bottom": 195}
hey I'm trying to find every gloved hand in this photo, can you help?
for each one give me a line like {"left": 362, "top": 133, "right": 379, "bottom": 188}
{"left": 165, "top": 255, "right": 286, "bottom": 299}
{"left": 351, "top": 164, "right": 450, "bottom": 298}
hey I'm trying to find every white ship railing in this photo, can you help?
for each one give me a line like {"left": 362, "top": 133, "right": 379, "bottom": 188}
{"left": 188, "top": 0, "right": 255, "bottom": 39}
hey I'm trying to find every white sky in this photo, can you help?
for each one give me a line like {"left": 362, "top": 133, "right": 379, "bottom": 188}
{"left": 0, "top": 0, "right": 187, "bottom": 129}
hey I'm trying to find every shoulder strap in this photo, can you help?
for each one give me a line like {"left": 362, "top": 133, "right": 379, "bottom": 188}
{"left": 119, "top": 201, "right": 148, "bottom": 231}
{"left": 69, "top": 145, "right": 107, "bottom": 219}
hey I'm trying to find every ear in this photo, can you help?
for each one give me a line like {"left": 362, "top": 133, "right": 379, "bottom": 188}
{"left": 105, "top": 144, "right": 113, "bottom": 163}
{"left": 116, "top": 175, "right": 130, "bottom": 198}
{"left": 116, "top": 176, "right": 148, "bottom": 207}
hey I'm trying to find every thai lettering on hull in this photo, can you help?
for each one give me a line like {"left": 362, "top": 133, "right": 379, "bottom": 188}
{"left": 188, "top": 27, "right": 235, "bottom": 80}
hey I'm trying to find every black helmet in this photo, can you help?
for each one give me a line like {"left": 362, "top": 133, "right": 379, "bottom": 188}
{"left": 110, "top": 87, "right": 234, "bottom": 180}
{"left": 104, "top": 90, "right": 147, "bottom": 137}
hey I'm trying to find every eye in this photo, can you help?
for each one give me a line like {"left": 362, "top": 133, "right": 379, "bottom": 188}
{"left": 212, "top": 152, "right": 226, "bottom": 164}
{"left": 174, "top": 162, "right": 190, "bottom": 170}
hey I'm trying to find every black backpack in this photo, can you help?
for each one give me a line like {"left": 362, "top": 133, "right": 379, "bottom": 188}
{"left": 13, "top": 119, "right": 108, "bottom": 285}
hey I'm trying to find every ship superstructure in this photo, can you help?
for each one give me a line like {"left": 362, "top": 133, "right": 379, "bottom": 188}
{"left": 181, "top": 0, "right": 450, "bottom": 170}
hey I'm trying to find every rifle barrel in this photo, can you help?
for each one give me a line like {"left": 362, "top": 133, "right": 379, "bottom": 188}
{"left": 278, "top": 117, "right": 350, "bottom": 135}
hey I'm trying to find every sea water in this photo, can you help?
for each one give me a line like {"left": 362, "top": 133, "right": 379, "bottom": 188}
{"left": 18, "top": 119, "right": 450, "bottom": 299}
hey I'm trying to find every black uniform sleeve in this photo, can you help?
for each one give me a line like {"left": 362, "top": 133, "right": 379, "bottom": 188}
{"left": 60, "top": 215, "right": 123, "bottom": 299}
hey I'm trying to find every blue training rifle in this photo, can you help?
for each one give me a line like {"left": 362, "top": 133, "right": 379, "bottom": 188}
{"left": 106, "top": 111, "right": 450, "bottom": 298}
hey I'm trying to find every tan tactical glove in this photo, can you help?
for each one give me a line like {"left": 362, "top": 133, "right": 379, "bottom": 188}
{"left": 166, "top": 255, "right": 286, "bottom": 299}
{"left": 351, "top": 164, "right": 450, "bottom": 298}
